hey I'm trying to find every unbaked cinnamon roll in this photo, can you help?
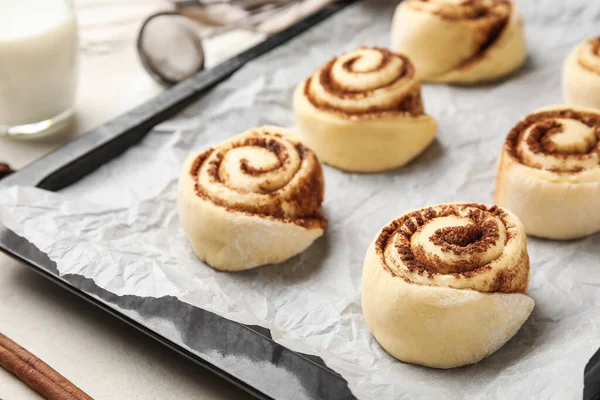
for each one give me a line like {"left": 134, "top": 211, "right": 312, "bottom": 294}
{"left": 563, "top": 37, "right": 600, "bottom": 109}
{"left": 362, "top": 203, "right": 533, "bottom": 369}
{"left": 178, "top": 126, "right": 327, "bottom": 271}
{"left": 495, "top": 106, "right": 600, "bottom": 240}
{"left": 293, "top": 47, "right": 437, "bottom": 172}
{"left": 391, "top": 0, "right": 526, "bottom": 83}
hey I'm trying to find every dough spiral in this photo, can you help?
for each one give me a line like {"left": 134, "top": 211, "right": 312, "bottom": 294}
{"left": 495, "top": 106, "right": 600, "bottom": 239}
{"left": 391, "top": 0, "right": 526, "bottom": 83}
{"left": 178, "top": 126, "right": 327, "bottom": 271}
{"left": 293, "top": 47, "right": 437, "bottom": 172}
{"left": 302, "top": 47, "right": 423, "bottom": 116}
{"left": 563, "top": 37, "right": 600, "bottom": 109}
{"left": 362, "top": 203, "right": 533, "bottom": 369}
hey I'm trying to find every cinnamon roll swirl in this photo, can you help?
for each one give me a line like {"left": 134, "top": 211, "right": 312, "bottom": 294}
{"left": 391, "top": 0, "right": 526, "bottom": 83}
{"left": 563, "top": 37, "right": 600, "bottom": 109}
{"left": 362, "top": 203, "right": 533, "bottom": 369}
{"left": 178, "top": 126, "right": 327, "bottom": 271}
{"left": 495, "top": 107, "right": 600, "bottom": 240}
{"left": 292, "top": 47, "right": 437, "bottom": 172}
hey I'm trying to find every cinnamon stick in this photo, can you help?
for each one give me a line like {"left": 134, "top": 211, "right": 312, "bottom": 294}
{"left": 0, "top": 333, "right": 92, "bottom": 400}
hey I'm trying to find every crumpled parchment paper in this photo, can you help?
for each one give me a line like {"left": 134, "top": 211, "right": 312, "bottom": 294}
{"left": 2, "top": 0, "right": 600, "bottom": 398}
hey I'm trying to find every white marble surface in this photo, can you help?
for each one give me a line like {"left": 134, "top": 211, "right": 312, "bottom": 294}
{"left": 0, "top": 0, "right": 263, "bottom": 397}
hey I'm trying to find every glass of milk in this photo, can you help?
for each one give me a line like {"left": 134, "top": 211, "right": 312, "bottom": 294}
{"left": 0, "top": 0, "right": 78, "bottom": 138}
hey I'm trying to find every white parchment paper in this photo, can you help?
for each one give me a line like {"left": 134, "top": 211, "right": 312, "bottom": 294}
{"left": 2, "top": 0, "right": 600, "bottom": 398}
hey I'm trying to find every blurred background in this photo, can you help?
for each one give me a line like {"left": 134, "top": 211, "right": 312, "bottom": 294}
{"left": 0, "top": 0, "right": 329, "bottom": 167}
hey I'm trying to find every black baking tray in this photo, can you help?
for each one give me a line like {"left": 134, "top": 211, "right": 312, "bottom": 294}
{"left": 2, "top": 1, "right": 599, "bottom": 398}
{"left": 0, "top": 3, "right": 356, "bottom": 399}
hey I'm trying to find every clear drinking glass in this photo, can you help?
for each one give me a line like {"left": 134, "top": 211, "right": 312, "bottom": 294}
{"left": 0, "top": 0, "right": 78, "bottom": 138}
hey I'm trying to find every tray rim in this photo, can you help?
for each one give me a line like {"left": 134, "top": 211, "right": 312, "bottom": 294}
{"left": 0, "top": 3, "right": 357, "bottom": 399}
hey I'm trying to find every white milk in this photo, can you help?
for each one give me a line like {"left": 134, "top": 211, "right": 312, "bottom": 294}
{"left": 0, "top": 0, "right": 78, "bottom": 127}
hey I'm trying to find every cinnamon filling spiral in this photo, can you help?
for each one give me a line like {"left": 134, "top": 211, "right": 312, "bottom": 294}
{"left": 506, "top": 109, "right": 600, "bottom": 173}
{"left": 577, "top": 37, "right": 600, "bottom": 75}
{"left": 408, "top": 0, "right": 509, "bottom": 19}
{"left": 375, "top": 204, "right": 528, "bottom": 293}
{"left": 407, "top": 0, "right": 511, "bottom": 61}
{"left": 303, "top": 47, "right": 424, "bottom": 117}
{"left": 189, "top": 128, "right": 326, "bottom": 228}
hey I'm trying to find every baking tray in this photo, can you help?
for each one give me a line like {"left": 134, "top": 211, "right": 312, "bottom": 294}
{"left": 0, "top": 3, "right": 356, "bottom": 399}
{"left": 2, "top": 1, "right": 600, "bottom": 398}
